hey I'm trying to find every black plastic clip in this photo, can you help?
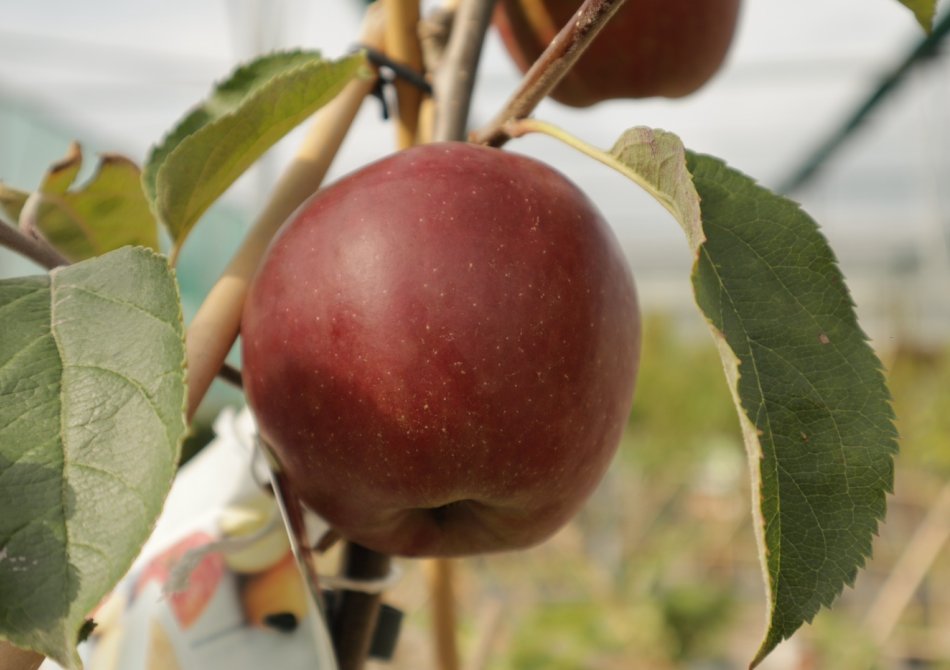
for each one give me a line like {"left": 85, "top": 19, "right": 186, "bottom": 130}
{"left": 354, "top": 44, "right": 433, "bottom": 121}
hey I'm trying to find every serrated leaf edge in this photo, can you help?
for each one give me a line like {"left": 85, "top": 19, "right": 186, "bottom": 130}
{"left": 594, "top": 127, "right": 896, "bottom": 666}
{"left": 681, "top": 153, "right": 897, "bottom": 667}
{"left": 141, "top": 49, "right": 326, "bottom": 205}
{"left": 147, "top": 51, "right": 367, "bottom": 263}
{"left": 2, "top": 246, "right": 187, "bottom": 668}
{"left": 143, "top": 49, "right": 357, "bottom": 229}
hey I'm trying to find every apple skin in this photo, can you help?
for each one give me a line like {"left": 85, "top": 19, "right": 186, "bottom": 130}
{"left": 241, "top": 142, "right": 639, "bottom": 557}
{"left": 494, "top": 0, "right": 741, "bottom": 107}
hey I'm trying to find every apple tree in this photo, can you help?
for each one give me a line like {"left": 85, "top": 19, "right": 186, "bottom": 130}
{"left": 0, "top": 0, "right": 940, "bottom": 668}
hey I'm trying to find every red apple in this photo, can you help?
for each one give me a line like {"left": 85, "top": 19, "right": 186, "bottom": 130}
{"left": 241, "top": 142, "right": 639, "bottom": 557}
{"left": 494, "top": 0, "right": 741, "bottom": 107}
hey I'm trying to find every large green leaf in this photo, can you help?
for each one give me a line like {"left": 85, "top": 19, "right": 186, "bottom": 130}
{"left": 142, "top": 50, "right": 368, "bottom": 261}
{"left": 607, "top": 128, "right": 896, "bottom": 666}
{"left": 0, "top": 143, "right": 158, "bottom": 262}
{"left": 0, "top": 246, "right": 186, "bottom": 668}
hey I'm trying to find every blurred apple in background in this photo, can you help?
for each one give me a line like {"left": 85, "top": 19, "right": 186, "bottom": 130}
{"left": 494, "top": 0, "right": 741, "bottom": 107}
{"left": 242, "top": 142, "right": 640, "bottom": 557}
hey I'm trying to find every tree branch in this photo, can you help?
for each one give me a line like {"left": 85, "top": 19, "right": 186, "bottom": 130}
{"left": 0, "top": 219, "right": 68, "bottom": 270}
{"left": 469, "top": 0, "right": 629, "bottom": 147}
{"left": 433, "top": 0, "right": 497, "bottom": 142}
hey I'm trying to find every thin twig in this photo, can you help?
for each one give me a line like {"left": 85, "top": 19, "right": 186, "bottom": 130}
{"left": 433, "top": 0, "right": 497, "bottom": 142}
{"left": 2, "top": 213, "right": 243, "bottom": 394}
{"left": 416, "top": 0, "right": 458, "bottom": 143}
{"left": 418, "top": 2, "right": 456, "bottom": 77}
{"left": 0, "top": 219, "right": 68, "bottom": 270}
{"left": 865, "top": 481, "right": 950, "bottom": 642}
{"left": 464, "top": 598, "right": 505, "bottom": 670}
{"left": 469, "top": 0, "right": 629, "bottom": 147}
{"left": 17, "top": 191, "right": 45, "bottom": 242}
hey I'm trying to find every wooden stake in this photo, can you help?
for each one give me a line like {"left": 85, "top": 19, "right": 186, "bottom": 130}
{"left": 184, "top": 5, "right": 385, "bottom": 421}
{"left": 383, "top": 0, "right": 425, "bottom": 149}
{"left": 428, "top": 558, "right": 461, "bottom": 670}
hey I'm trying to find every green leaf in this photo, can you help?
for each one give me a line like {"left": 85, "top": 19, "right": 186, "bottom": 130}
{"left": 1, "top": 143, "right": 159, "bottom": 262}
{"left": 41, "top": 145, "right": 158, "bottom": 261}
{"left": 897, "top": 0, "right": 937, "bottom": 31}
{"left": 0, "top": 246, "right": 186, "bottom": 668}
{"left": 40, "top": 142, "right": 84, "bottom": 196}
{"left": 143, "top": 50, "right": 368, "bottom": 260}
{"left": 607, "top": 128, "right": 897, "bottom": 667}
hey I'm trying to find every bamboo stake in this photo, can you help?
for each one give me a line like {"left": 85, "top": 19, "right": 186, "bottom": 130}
{"left": 428, "top": 559, "right": 461, "bottom": 670}
{"left": 184, "top": 6, "right": 385, "bottom": 421}
{"left": 383, "top": 0, "right": 425, "bottom": 149}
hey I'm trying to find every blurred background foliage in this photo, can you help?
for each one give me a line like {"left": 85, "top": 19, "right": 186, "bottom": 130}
{"left": 370, "top": 314, "right": 950, "bottom": 669}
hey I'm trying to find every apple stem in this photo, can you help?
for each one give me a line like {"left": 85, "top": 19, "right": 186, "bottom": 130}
{"left": 0, "top": 218, "right": 68, "bottom": 270}
{"left": 182, "top": 5, "right": 386, "bottom": 423}
{"left": 432, "top": 0, "right": 497, "bottom": 142}
{"left": 502, "top": 117, "right": 685, "bottom": 223}
{"left": 469, "top": 0, "right": 630, "bottom": 147}
{"left": 330, "top": 543, "right": 392, "bottom": 670}
{"left": 383, "top": 0, "right": 425, "bottom": 149}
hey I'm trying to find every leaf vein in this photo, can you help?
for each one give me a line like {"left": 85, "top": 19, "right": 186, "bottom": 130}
{"left": 71, "top": 461, "right": 149, "bottom": 513}
{"left": 56, "top": 285, "right": 176, "bottom": 335}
